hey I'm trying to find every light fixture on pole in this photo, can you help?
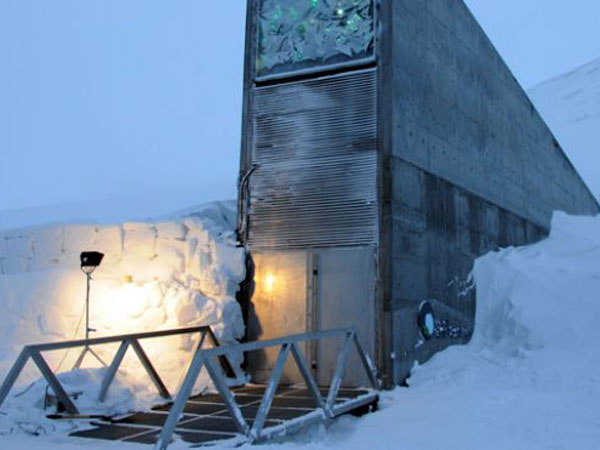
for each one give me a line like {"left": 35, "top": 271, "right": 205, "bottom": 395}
{"left": 73, "top": 251, "right": 107, "bottom": 369}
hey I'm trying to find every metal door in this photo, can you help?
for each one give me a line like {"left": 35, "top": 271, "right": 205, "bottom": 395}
{"left": 246, "top": 251, "right": 310, "bottom": 384}
{"left": 313, "top": 247, "right": 376, "bottom": 387}
{"left": 247, "top": 247, "right": 376, "bottom": 388}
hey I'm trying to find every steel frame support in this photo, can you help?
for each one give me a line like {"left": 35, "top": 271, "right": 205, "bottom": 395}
{"left": 152, "top": 327, "right": 380, "bottom": 450}
{"left": 0, "top": 326, "right": 231, "bottom": 414}
{"left": 30, "top": 350, "right": 79, "bottom": 414}
{"left": 154, "top": 350, "right": 207, "bottom": 450}
{"left": 130, "top": 339, "right": 171, "bottom": 400}
{"left": 98, "top": 340, "right": 131, "bottom": 402}
{"left": 205, "top": 356, "right": 249, "bottom": 435}
{"left": 290, "top": 343, "right": 330, "bottom": 417}
{"left": 0, "top": 349, "right": 31, "bottom": 409}
{"left": 251, "top": 344, "right": 291, "bottom": 438}
{"left": 326, "top": 330, "right": 355, "bottom": 408}
{"left": 0, "top": 326, "right": 379, "bottom": 450}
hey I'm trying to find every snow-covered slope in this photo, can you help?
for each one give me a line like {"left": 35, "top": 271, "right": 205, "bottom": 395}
{"left": 529, "top": 58, "right": 600, "bottom": 198}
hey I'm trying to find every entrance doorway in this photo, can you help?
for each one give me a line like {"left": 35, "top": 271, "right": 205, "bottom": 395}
{"left": 247, "top": 247, "right": 376, "bottom": 387}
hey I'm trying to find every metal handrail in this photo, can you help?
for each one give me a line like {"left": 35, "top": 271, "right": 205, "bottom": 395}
{"left": 154, "top": 326, "right": 380, "bottom": 450}
{"left": 0, "top": 326, "right": 235, "bottom": 415}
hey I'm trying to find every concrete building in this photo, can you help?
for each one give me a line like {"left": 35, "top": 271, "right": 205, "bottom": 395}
{"left": 237, "top": 0, "right": 599, "bottom": 388}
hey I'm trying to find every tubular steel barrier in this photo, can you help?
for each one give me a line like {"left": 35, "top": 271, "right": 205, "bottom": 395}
{"left": 154, "top": 327, "right": 380, "bottom": 450}
{"left": 0, "top": 326, "right": 235, "bottom": 415}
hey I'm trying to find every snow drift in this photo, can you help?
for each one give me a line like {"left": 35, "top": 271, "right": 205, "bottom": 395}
{"left": 529, "top": 57, "right": 600, "bottom": 198}
{"left": 392, "top": 211, "right": 600, "bottom": 450}
{"left": 251, "top": 211, "right": 600, "bottom": 450}
{"left": 0, "top": 201, "right": 246, "bottom": 434}
{"left": 3, "top": 206, "right": 600, "bottom": 449}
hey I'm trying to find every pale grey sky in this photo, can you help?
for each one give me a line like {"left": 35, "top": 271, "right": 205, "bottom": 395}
{"left": 1, "top": 1, "right": 599, "bottom": 213}
{"left": 465, "top": 0, "right": 600, "bottom": 87}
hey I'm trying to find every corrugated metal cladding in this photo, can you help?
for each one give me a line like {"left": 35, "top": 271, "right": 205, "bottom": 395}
{"left": 248, "top": 69, "right": 378, "bottom": 250}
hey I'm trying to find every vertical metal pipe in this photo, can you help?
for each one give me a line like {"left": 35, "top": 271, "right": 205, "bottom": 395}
{"left": 85, "top": 273, "right": 91, "bottom": 341}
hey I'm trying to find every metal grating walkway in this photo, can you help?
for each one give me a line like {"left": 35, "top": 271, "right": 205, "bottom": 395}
{"left": 70, "top": 384, "right": 378, "bottom": 446}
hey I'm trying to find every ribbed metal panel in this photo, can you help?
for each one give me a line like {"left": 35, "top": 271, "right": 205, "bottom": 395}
{"left": 248, "top": 69, "right": 378, "bottom": 249}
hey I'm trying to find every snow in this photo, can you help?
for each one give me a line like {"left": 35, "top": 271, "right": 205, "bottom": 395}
{"left": 3, "top": 55, "right": 600, "bottom": 448}
{"left": 0, "top": 190, "right": 239, "bottom": 232}
{"left": 2, "top": 210, "right": 600, "bottom": 448}
{"left": 250, "top": 211, "right": 600, "bottom": 450}
{"left": 529, "top": 58, "right": 600, "bottom": 198}
{"left": 0, "top": 201, "right": 246, "bottom": 436}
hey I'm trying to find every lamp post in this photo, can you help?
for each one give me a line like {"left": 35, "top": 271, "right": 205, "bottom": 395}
{"left": 73, "top": 251, "right": 107, "bottom": 370}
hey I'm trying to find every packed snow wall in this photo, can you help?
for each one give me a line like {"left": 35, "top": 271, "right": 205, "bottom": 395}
{"left": 0, "top": 201, "right": 246, "bottom": 425}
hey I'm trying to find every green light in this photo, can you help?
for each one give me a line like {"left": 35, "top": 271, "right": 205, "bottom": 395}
{"left": 336, "top": 8, "right": 344, "bottom": 17}
{"left": 312, "top": 0, "right": 318, "bottom": 8}
{"left": 289, "top": 6, "right": 297, "bottom": 20}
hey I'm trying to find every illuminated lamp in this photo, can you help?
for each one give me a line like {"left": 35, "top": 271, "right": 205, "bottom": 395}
{"left": 73, "top": 251, "right": 107, "bottom": 369}
{"left": 264, "top": 273, "right": 276, "bottom": 293}
{"left": 418, "top": 301, "right": 436, "bottom": 341}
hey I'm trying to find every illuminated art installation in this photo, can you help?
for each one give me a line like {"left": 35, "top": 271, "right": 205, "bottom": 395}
{"left": 257, "top": 0, "right": 374, "bottom": 77}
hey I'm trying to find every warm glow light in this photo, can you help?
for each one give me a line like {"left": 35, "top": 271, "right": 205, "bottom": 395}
{"left": 265, "top": 273, "right": 276, "bottom": 293}
{"left": 102, "top": 282, "right": 153, "bottom": 328}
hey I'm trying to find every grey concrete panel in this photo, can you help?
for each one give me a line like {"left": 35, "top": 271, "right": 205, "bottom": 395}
{"left": 389, "top": 159, "right": 546, "bottom": 382}
{"left": 391, "top": 1, "right": 599, "bottom": 229}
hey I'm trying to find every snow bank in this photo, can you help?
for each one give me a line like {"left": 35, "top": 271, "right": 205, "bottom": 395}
{"left": 184, "top": 210, "right": 600, "bottom": 450}
{"left": 3, "top": 209, "right": 600, "bottom": 449}
{"left": 231, "top": 211, "right": 600, "bottom": 450}
{"left": 390, "top": 211, "right": 600, "bottom": 450}
{"left": 529, "top": 57, "right": 600, "bottom": 198}
{"left": 0, "top": 201, "right": 246, "bottom": 434}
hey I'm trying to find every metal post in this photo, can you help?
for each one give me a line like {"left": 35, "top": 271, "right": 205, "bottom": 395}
{"left": 352, "top": 332, "right": 380, "bottom": 390}
{"left": 0, "top": 348, "right": 31, "bottom": 409}
{"left": 130, "top": 339, "right": 170, "bottom": 400}
{"left": 73, "top": 273, "right": 106, "bottom": 370}
{"left": 98, "top": 340, "right": 130, "bottom": 402}
{"left": 326, "top": 331, "right": 354, "bottom": 408}
{"left": 204, "top": 356, "right": 250, "bottom": 436}
{"left": 205, "top": 328, "right": 237, "bottom": 378}
{"left": 290, "top": 343, "right": 330, "bottom": 418}
{"left": 174, "top": 330, "right": 207, "bottom": 395}
{"left": 251, "top": 344, "right": 291, "bottom": 439}
{"left": 154, "top": 351, "right": 207, "bottom": 450}
{"left": 85, "top": 272, "right": 91, "bottom": 341}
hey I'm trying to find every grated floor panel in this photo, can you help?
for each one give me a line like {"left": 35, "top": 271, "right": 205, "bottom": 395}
{"left": 69, "top": 385, "right": 376, "bottom": 446}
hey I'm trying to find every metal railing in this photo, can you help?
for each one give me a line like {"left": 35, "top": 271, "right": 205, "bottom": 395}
{"left": 0, "top": 326, "right": 235, "bottom": 415}
{"left": 154, "top": 327, "right": 380, "bottom": 450}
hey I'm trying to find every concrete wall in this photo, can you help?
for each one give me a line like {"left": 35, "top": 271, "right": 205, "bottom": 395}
{"left": 389, "top": 159, "right": 547, "bottom": 380}
{"left": 391, "top": 0, "right": 598, "bottom": 227}
{"left": 387, "top": 0, "right": 599, "bottom": 382}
